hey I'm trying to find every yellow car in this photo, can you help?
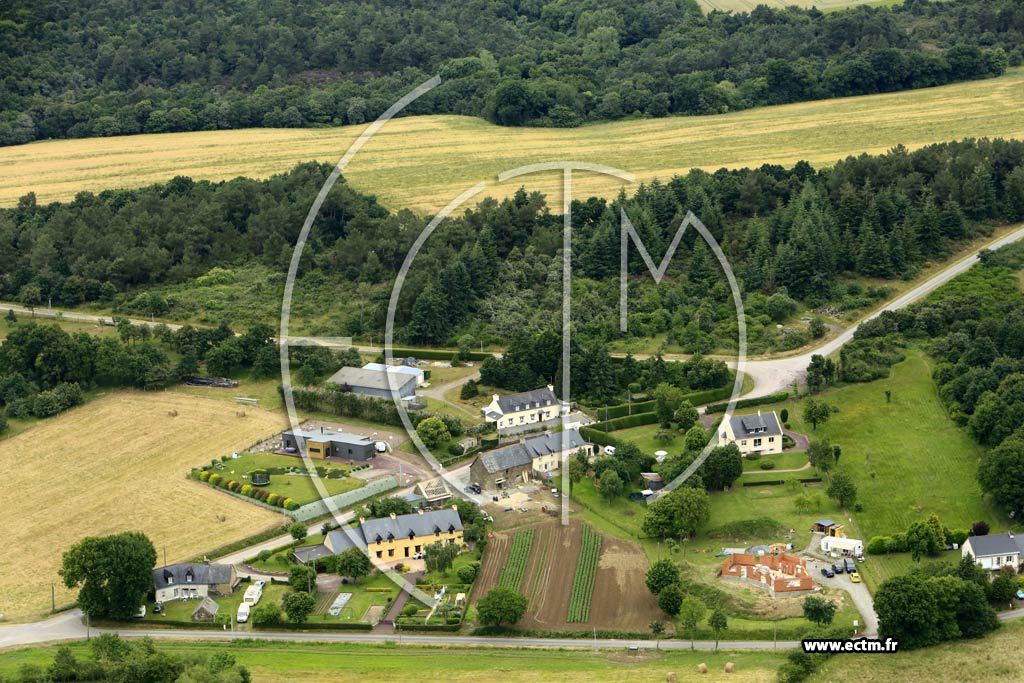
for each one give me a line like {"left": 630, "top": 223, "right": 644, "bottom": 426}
{"left": 850, "top": 572, "right": 862, "bottom": 583}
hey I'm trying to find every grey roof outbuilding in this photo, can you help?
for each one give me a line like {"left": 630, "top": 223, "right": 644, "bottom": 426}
{"left": 326, "top": 367, "right": 417, "bottom": 393}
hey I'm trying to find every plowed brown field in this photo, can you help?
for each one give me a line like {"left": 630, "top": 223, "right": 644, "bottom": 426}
{"left": 476, "top": 517, "right": 662, "bottom": 631}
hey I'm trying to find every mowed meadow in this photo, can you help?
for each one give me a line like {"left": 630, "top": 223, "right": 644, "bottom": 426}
{"left": 3, "top": 68, "right": 1024, "bottom": 212}
{"left": 0, "top": 392, "right": 285, "bottom": 621}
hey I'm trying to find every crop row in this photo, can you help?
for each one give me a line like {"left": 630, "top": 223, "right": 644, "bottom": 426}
{"left": 567, "top": 524, "right": 602, "bottom": 623}
{"left": 497, "top": 529, "right": 535, "bottom": 592}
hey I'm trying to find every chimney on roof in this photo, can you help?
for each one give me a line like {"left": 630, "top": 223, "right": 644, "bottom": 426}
{"left": 494, "top": 394, "right": 500, "bottom": 402}
{"left": 417, "top": 508, "right": 424, "bottom": 515}
{"left": 359, "top": 517, "right": 366, "bottom": 525}
{"left": 390, "top": 512, "right": 397, "bottom": 520}
{"left": 320, "top": 426, "right": 324, "bottom": 434}
{"left": 547, "top": 384, "right": 554, "bottom": 393}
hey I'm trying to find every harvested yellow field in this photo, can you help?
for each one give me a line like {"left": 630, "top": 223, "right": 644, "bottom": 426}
{"left": 0, "top": 391, "right": 285, "bottom": 621}
{"left": 4, "top": 68, "right": 1024, "bottom": 213}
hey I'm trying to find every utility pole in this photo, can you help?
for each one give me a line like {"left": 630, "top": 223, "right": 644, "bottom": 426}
{"left": 51, "top": 583, "right": 55, "bottom": 612}
{"left": 163, "top": 547, "right": 167, "bottom": 568}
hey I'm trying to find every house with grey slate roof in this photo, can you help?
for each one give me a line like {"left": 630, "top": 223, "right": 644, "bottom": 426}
{"left": 961, "top": 532, "right": 1024, "bottom": 571}
{"left": 293, "top": 507, "right": 466, "bottom": 565}
{"left": 153, "top": 563, "right": 238, "bottom": 603}
{"left": 717, "top": 410, "right": 784, "bottom": 455}
{"left": 468, "top": 429, "right": 593, "bottom": 490}
{"left": 481, "top": 384, "right": 569, "bottom": 433}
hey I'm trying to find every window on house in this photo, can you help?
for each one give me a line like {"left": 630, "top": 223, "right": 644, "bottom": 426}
{"left": 741, "top": 440, "right": 747, "bottom": 445}
{"left": 754, "top": 438, "right": 762, "bottom": 447}
{"left": 769, "top": 437, "right": 775, "bottom": 443}
{"left": 376, "top": 551, "right": 382, "bottom": 559}
{"left": 388, "top": 549, "right": 395, "bottom": 557}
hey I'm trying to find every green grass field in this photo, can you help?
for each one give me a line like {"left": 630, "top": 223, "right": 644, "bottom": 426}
{"left": 3, "top": 68, "right": 1023, "bottom": 211}
{"left": 209, "top": 452, "right": 363, "bottom": 506}
{"left": 0, "top": 641, "right": 785, "bottom": 683}
{"left": 777, "top": 347, "right": 1003, "bottom": 541}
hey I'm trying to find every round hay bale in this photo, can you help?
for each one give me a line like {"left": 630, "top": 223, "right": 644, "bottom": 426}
{"left": 697, "top": 663, "right": 708, "bottom": 674}
{"left": 666, "top": 674, "right": 677, "bottom": 683}
{"left": 725, "top": 662, "right": 736, "bottom": 673}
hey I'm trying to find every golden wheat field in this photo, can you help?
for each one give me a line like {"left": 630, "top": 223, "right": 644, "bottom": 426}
{"left": 0, "top": 391, "right": 286, "bottom": 621}
{"left": 4, "top": 68, "right": 1024, "bottom": 213}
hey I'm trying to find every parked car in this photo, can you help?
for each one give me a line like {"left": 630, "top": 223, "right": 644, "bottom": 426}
{"left": 849, "top": 571, "right": 862, "bottom": 583}
{"left": 603, "top": 446, "right": 617, "bottom": 455}
{"left": 844, "top": 557, "right": 856, "bottom": 573}
{"left": 236, "top": 603, "right": 250, "bottom": 623}
{"left": 153, "top": 602, "right": 164, "bottom": 614}
{"left": 832, "top": 563, "right": 844, "bottom": 574}
{"left": 856, "top": 555, "right": 865, "bottom": 563}
{"left": 1015, "top": 590, "right": 1024, "bottom": 600}
{"left": 412, "top": 553, "right": 424, "bottom": 560}
{"left": 135, "top": 605, "right": 147, "bottom": 618}
{"left": 820, "top": 567, "right": 835, "bottom": 578}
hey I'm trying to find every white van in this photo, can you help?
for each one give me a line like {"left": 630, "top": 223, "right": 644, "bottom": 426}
{"left": 236, "top": 602, "right": 250, "bottom": 623}
{"left": 603, "top": 445, "right": 616, "bottom": 455}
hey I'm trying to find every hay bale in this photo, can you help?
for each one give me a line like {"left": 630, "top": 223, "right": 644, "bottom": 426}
{"left": 725, "top": 662, "right": 736, "bottom": 673}
{"left": 665, "top": 674, "right": 677, "bottom": 683}
{"left": 167, "top": 409, "right": 178, "bottom": 417}
{"left": 697, "top": 663, "right": 708, "bottom": 674}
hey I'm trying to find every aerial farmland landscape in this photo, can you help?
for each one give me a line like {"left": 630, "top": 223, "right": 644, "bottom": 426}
{"left": 1, "top": 1, "right": 1024, "bottom": 682}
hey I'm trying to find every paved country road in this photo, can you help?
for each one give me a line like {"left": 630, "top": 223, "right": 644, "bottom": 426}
{"left": 3, "top": 607, "right": 1024, "bottom": 652}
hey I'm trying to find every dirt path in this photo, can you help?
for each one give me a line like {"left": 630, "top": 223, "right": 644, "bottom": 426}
{"left": 420, "top": 371, "right": 480, "bottom": 418}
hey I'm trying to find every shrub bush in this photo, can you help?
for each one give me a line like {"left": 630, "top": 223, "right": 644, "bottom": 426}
{"left": 948, "top": 529, "right": 969, "bottom": 546}
{"left": 267, "top": 493, "right": 280, "bottom": 506}
{"left": 241, "top": 484, "right": 252, "bottom": 495}
{"left": 759, "top": 460, "right": 775, "bottom": 470}
{"left": 208, "top": 473, "right": 222, "bottom": 486}
{"left": 746, "top": 452, "right": 761, "bottom": 461}
{"left": 198, "top": 471, "right": 210, "bottom": 482}
{"left": 592, "top": 411, "right": 658, "bottom": 432}
{"left": 284, "top": 498, "right": 299, "bottom": 510}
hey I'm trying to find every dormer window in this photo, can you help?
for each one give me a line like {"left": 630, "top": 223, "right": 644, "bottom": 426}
{"left": 387, "top": 532, "right": 395, "bottom": 542}
{"left": 408, "top": 530, "right": 416, "bottom": 540}
{"left": 375, "top": 534, "right": 383, "bottom": 544}
{"left": 185, "top": 570, "right": 193, "bottom": 583}
{"left": 168, "top": 576, "right": 174, "bottom": 585}
{"left": 448, "top": 524, "right": 456, "bottom": 533}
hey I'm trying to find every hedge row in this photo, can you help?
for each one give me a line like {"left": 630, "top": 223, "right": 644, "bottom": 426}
{"left": 741, "top": 477, "right": 822, "bottom": 487}
{"left": 579, "top": 428, "right": 625, "bottom": 449}
{"left": 590, "top": 411, "right": 659, "bottom": 432}
{"left": 683, "top": 384, "right": 735, "bottom": 406}
{"left": 866, "top": 528, "right": 969, "bottom": 555}
{"left": 589, "top": 399, "right": 657, "bottom": 420}
{"left": 195, "top": 470, "right": 300, "bottom": 510}
{"left": 257, "top": 621, "right": 374, "bottom": 631}
{"left": 705, "top": 391, "right": 789, "bottom": 414}
{"left": 395, "top": 620, "right": 461, "bottom": 632}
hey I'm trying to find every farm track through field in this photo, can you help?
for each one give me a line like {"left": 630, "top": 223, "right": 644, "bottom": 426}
{"left": 4, "top": 69, "right": 1024, "bottom": 210}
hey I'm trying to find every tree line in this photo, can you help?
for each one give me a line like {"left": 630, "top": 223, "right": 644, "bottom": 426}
{"left": 1, "top": 0, "right": 1021, "bottom": 145}
{"left": 4, "top": 139, "right": 1024, "bottom": 358}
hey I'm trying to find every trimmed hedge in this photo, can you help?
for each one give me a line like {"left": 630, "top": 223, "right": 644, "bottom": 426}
{"left": 705, "top": 391, "right": 790, "bottom": 414}
{"left": 683, "top": 384, "right": 734, "bottom": 406}
{"left": 588, "top": 399, "right": 657, "bottom": 420}
{"left": 741, "top": 477, "right": 822, "bottom": 486}
{"left": 590, "top": 411, "right": 659, "bottom": 432}
{"left": 191, "top": 469, "right": 301, "bottom": 510}
{"left": 258, "top": 621, "right": 374, "bottom": 631}
{"left": 394, "top": 620, "right": 461, "bottom": 632}
{"left": 579, "top": 428, "right": 625, "bottom": 449}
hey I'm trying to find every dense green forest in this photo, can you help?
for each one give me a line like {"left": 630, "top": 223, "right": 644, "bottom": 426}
{"left": 1, "top": 0, "right": 1021, "bottom": 145}
{"left": 3, "top": 138, "right": 1023, "bottom": 357}
{"left": 805, "top": 240, "right": 1024, "bottom": 516}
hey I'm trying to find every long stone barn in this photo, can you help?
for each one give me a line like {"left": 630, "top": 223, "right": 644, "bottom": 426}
{"left": 468, "top": 429, "right": 594, "bottom": 491}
